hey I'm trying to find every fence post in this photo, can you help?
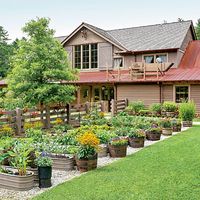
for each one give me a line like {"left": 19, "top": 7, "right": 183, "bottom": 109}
{"left": 45, "top": 106, "right": 51, "bottom": 129}
{"left": 125, "top": 98, "right": 128, "bottom": 107}
{"left": 85, "top": 102, "right": 90, "bottom": 114}
{"left": 111, "top": 99, "right": 115, "bottom": 117}
{"left": 66, "top": 104, "right": 71, "bottom": 124}
{"left": 100, "top": 101, "right": 104, "bottom": 112}
{"left": 16, "top": 108, "right": 23, "bottom": 135}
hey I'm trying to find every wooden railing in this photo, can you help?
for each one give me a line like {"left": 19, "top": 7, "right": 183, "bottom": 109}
{"left": 111, "top": 99, "right": 128, "bottom": 116}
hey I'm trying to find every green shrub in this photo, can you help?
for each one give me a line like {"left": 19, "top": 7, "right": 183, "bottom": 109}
{"left": 179, "top": 101, "right": 196, "bottom": 121}
{"left": 162, "top": 101, "right": 177, "bottom": 112}
{"left": 35, "top": 156, "right": 53, "bottom": 167}
{"left": 128, "top": 129, "right": 145, "bottom": 138}
{"left": 150, "top": 103, "right": 162, "bottom": 113}
{"left": 128, "top": 101, "right": 145, "bottom": 113}
{"left": 110, "top": 139, "right": 128, "bottom": 146}
{"left": 160, "top": 118, "right": 172, "bottom": 128}
{"left": 138, "top": 109, "right": 150, "bottom": 116}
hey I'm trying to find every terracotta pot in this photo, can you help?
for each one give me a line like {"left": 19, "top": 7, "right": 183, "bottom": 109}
{"left": 76, "top": 154, "right": 97, "bottom": 172}
{"left": 129, "top": 137, "right": 144, "bottom": 148}
{"left": 182, "top": 121, "right": 193, "bottom": 127}
{"left": 162, "top": 128, "right": 173, "bottom": 136}
{"left": 0, "top": 170, "right": 34, "bottom": 191}
{"left": 98, "top": 144, "right": 108, "bottom": 158}
{"left": 146, "top": 131, "right": 161, "bottom": 141}
{"left": 108, "top": 144, "right": 127, "bottom": 158}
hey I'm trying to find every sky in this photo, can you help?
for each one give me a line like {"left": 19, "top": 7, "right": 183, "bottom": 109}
{"left": 0, "top": 0, "right": 200, "bottom": 41}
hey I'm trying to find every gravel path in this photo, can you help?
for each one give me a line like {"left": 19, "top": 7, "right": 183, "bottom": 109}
{"left": 0, "top": 127, "right": 189, "bottom": 200}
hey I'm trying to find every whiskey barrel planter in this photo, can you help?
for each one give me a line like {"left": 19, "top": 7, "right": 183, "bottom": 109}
{"left": 182, "top": 121, "right": 193, "bottom": 127}
{"left": 98, "top": 144, "right": 108, "bottom": 158}
{"left": 0, "top": 170, "right": 34, "bottom": 191}
{"left": 129, "top": 137, "right": 144, "bottom": 148}
{"left": 166, "top": 112, "right": 175, "bottom": 117}
{"left": 173, "top": 125, "right": 181, "bottom": 132}
{"left": 146, "top": 130, "right": 161, "bottom": 141}
{"left": 162, "top": 128, "right": 173, "bottom": 136}
{"left": 108, "top": 144, "right": 127, "bottom": 158}
{"left": 50, "top": 155, "right": 75, "bottom": 171}
{"left": 76, "top": 154, "right": 97, "bottom": 173}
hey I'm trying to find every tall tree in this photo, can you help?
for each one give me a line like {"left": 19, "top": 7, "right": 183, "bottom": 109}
{"left": 8, "top": 17, "right": 77, "bottom": 107}
{"left": 0, "top": 26, "right": 13, "bottom": 78}
{"left": 195, "top": 19, "right": 200, "bottom": 40}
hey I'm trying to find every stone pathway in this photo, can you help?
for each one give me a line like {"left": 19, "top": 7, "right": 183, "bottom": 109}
{"left": 0, "top": 127, "right": 189, "bottom": 200}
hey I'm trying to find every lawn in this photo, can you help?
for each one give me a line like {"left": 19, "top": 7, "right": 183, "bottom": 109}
{"left": 33, "top": 126, "right": 200, "bottom": 200}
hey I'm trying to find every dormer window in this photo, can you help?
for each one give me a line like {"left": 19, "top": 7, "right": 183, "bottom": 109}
{"left": 143, "top": 54, "right": 167, "bottom": 63}
{"left": 74, "top": 43, "right": 98, "bottom": 69}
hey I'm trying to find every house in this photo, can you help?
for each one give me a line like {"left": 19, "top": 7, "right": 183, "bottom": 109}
{"left": 60, "top": 20, "right": 200, "bottom": 113}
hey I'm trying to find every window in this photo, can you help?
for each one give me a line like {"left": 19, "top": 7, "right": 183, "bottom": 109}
{"left": 74, "top": 45, "right": 81, "bottom": 69}
{"left": 114, "top": 57, "right": 123, "bottom": 68}
{"left": 74, "top": 44, "right": 98, "bottom": 69}
{"left": 144, "top": 54, "right": 167, "bottom": 63}
{"left": 175, "top": 86, "right": 189, "bottom": 103}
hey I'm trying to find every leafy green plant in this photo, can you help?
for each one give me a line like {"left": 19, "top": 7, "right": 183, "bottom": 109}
{"left": 8, "top": 140, "right": 34, "bottom": 176}
{"left": 35, "top": 156, "right": 53, "bottom": 167}
{"left": 110, "top": 139, "right": 128, "bottom": 146}
{"left": 128, "top": 129, "right": 145, "bottom": 138}
{"left": 138, "top": 109, "right": 150, "bottom": 116}
{"left": 179, "top": 101, "right": 196, "bottom": 121}
{"left": 160, "top": 119, "right": 172, "bottom": 128}
{"left": 150, "top": 103, "right": 162, "bottom": 114}
{"left": 162, "top": 102, "right": 177, "bottom": 112}
{"left": 25, "top": 128, "right": 44, "bottom": 142}
{"left": 0, "top": 124, "right": 14, "bottom": 138}
{"left": 128, "top": 101, "right": 145, "bottom": 114}
{"left": 147, "top": 127, "right": 162, "bottom": 134}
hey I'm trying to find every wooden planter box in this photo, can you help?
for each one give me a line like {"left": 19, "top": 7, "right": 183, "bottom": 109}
{"left": 50, "top": 156, "right": 75, "bottom": 171}
{"left": 129, "top": 137, "right": 144, "bottom": 148}
{"left": 162, "top": 128, "right": 173, "bottom": 136}
{"left": 0, "top": 170, "right": 34, "bottom": 191}
{"left": 98, "top": 144, "right": 108, "bottom": 158}
{"left": 108, "top": 144, "right": 127, "bottom": 158}
{"left": 182, "top": 121, "right": 193, "bottom": 127}
{"left": 146, "top": 131, "right": 161, "bottom": 141}
{"left": 76, "top": 154, "right": 97, "bottom": 173}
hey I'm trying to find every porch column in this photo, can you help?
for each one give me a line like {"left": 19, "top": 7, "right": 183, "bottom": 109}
{"left": 114, "top": 84, "right": 117, "bottom": 100}
{"left": 77, "top": 87, "right": 81, "bottom": 104}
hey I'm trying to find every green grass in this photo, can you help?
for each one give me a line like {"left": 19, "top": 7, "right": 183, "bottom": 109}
{"left": 193, "top": 118, "right": 200, "bottom": 122}
{"left": 33, "top": 126, "right": 200, "bottom": 200}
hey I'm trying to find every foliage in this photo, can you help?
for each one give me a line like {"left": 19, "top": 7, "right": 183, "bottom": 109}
{"left": 138, "top": 109, "right": 150, "bottom": 116}
{"left": 147, "top": 127, "right": 162, "bottom": 134}
{"left": 0, "top": 124, "right": 14, "bottom": 138}
{"left": 7, "top": 17, "right": 77, "bottom": 107}
{"left": 76, "top": 131, "right": 100, "bottom": 159}
{"left": 171, "top": 118, "right": 182, "bottom": 126}
{"left": 110, "top": 138, "right": 128, "bottom": 146}
{"left": 160, "top": 118, "right": 172, "bottom": 128}
{"left": 150, "top": 103, "right": 162, "bottom": 114}
{"left": 162, "top": 101, "right": 177, "bottom": 112}
{"left": 95, "top": 130, "right": 117, "bottom": 144}
{"left": 8, "top": 140, "right": 34, "bottom": 176}
{"left": 179, "top": 101, "right": 196, "bottom": 121}
{"left": 35, "top": 155, "right": 53, "bottom": 167}
{"left": 24, "top": 121, "right": 43, "bottom": 130}
{"left": 25, "top": 128, "right": 44, "bottom": 142}
{"left": 128, "top": 129, "right": 145, "bottom": 138}
{"left": 128, "top": 101, "right": 145, "bottom": 113}
{"left": 195, "top": 19, "right": 200, "bottom": 40}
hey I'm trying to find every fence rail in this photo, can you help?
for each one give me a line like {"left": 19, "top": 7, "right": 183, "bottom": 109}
{"left": 0, "top": 101, "right": 107, "bottom": 135}
{"left": 111, "top": 99, "right": 128, "bottom": 116}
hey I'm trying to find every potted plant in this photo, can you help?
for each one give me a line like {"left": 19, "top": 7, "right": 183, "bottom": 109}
{"left": 128, "top": 129, "right": 145, "bottom": 148}
{"left": 76, "top": 131, "right": 100, "bottom": 172}
{"left": 179, "top": 101, "right": 196, "bottom": 127}
{"left": 108, "top": 138, "right": 128, "bottom": 157}
{"left": 35, "top": 154, "right": 53, "bottom": 188}
{"left": 171, "top": 119, "right": 182, "bottom": 132}
{"left": 162, "top": 102, "right": 177, "bottom": 117}
{"left": 160, "top": 118, "right": 173, "bottom": 136}
{"left": 150, "top": 103, "right": 162, "bottom": 117}
{"left": 0, "top": 141, "right": 34, "bottom": 191}
{"left": 146, "top": 127, "right": 162, "bottom": 141}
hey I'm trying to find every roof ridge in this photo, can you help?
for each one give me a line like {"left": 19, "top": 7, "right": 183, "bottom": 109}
{"left": 106, "top": 20, "right": 192, "bottom": 32}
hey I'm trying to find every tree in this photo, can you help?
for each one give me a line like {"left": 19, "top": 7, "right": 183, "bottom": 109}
{"left": 0, "top": 26, "right": 13, "bottom": 78}
{"left": 8, "top": 17, "right": 77, "bottom": 108}
{"left": 195, "top": 19, "right": 200, "bottom": 40}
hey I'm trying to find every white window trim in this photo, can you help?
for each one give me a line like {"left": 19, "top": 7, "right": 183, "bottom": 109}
{"left": 113, "top": 56, "right": 124, "bottom": 68}
{"left": 73, "top": 43, "right": 99, "bottom": 70}
{"left": 142, "top": 53, "right": 168, "bottom": 63}
{"left": 173, "top": 85, "right": 190, "bottom": 103}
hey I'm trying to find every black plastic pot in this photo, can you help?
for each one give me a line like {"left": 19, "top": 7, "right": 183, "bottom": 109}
{"left": 38, "top": 166, "right": 52, "bottom": 188}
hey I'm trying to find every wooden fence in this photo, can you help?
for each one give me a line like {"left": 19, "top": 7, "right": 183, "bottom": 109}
{"left": 0, "top": 101, "right": 105, "bottom": 135}
{"left": 111, "top": 99, "right": 128, "bottom": 116}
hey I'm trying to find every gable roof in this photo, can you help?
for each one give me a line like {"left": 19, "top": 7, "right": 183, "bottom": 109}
{"left": 61, "top": 20, "right": 195, "bottom": 52}
{"left": 55, "top": 36, "right": 67, "bottom": 43}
